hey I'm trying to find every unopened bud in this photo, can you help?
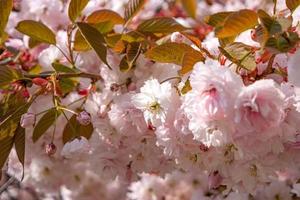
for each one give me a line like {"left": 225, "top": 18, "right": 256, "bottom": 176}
{"left": 45, "top": 142, "right": 56, "bottom": 156}
{"left": 32, "top": 78, "right": 48, "bottom": 87}
{"left": 20, "top": 113, "right": 35, "bottom": 128}
{"left": 219, "top": 55, "right": 227, "bottom": 66}
{"left": 76, "top": 111, "right": 91, "bottom": 126}
{"left": 289, "top": 47, "right": 297, "bottom": 54}
{"left": 78, "top": 89, "right": 88, "bottom": 96}
{"left": 22, "top": 88, "right": 30, "bottom": 98}
{"left": 127, "top": 82, "right": 137, "bottom": 91}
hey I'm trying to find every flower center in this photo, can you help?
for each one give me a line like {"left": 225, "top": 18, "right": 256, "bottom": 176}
{"left": 149, "top": 102, "right": 161, "bottom": 113}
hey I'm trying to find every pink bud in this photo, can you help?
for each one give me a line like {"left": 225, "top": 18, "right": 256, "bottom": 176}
{"left": 127, "top": 82, "right": 137, "bottom": 91}
{"left": 22, "top": 88, "right": 30, "bottom": 98}
{"left": 76, "top": 111, "right": 91, "bottom": 126}
{"left": 78, "top": 89, "right": 88, "bottom": 96}
{"left": 219, "top": 55, "right": 227, "bottom": 66}
{"left": 20, "top": 113, "right": 35, "bottom": 128}
{"left": 32, "top": 77, "right": 48, "bottom": 87}
{"left": 45, "top": 142, "right": 56, "bottom": 156}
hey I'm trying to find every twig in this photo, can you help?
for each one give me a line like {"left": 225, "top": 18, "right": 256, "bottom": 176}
{"left": 0, "top": 177, "right": 15, "bottom": 194}
{"left": 24, "top": 72, "right": 103, "bottom": 81}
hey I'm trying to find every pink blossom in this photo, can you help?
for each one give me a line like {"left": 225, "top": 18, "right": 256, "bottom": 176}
{"left": 234, "top": 79, "right": 285, "bottom": 133}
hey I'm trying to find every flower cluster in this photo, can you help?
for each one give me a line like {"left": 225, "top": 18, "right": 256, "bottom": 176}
{"left": 0, "top": 0, "right": 300, "bottom": 200}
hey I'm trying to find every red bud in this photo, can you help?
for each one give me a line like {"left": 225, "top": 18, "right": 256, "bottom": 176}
{"left": 32, "top": 77, "right": 48, "bottom": 87}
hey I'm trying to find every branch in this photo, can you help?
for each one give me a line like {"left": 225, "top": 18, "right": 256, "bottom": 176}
{"left": 24, "top": 72, "right": 103, "bottom": 81}
{"left": 0, "top": 177, "right": 16, "bottom": 194}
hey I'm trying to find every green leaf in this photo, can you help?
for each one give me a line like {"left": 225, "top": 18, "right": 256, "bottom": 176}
{"left": 74, "top": 30, "right": 91, "bottom": 51}
{"left": 119, "top": 56, "right": 130, "bottom": 72}
{"left": 216, "top": 9, "right": 258, "bottom": 38}
{"left": 28, "top": 64, "right": 42, "bottom": 75}
{"left": 14, "top": 124, "right": 25, "bottom": 178}
{"left": 124, "top": 0, "right": 146, "bottom": 22}
{"left": 218, "top": 36, "right": 235, "bottom": 47}
{"left": 74, "top": 21, "right": 115, "bottom": 52}
{"left": 145, "top": 42, "right": 204, "bottom": 74}
{"left": 0, "top": 136, "right": 14, "bottom": 179}
{"left": 52, "top": 62, "right": 77, "bottom": 73}
{"left": 181, "top": 0, "right": 197, "bottom": 18}
{"left": 77, "top": 22, "right": 111, "bottom": 69}
{"left": 122, "top": 31, "right": 145, "bottom": 43}
{"left": 105, "top": 33, "right": 123, "bottom": 47}
{"left": 181, "top": 33, "right": 202, "bottom": 48}
{"left": 146, "top": 42, "right": 191, "bottom": 65}
{"left": 0, "top": 32, "right": 8, "bottom": 44}
{"left": 286, "top": 0, "right": 300, "bottom": 12}
{"left": 16, "top": 20, "right": 56, "bottom": 44}
{"left": 119, "top": 42, "right": 142, "bottom": 72}
{"left": 265, "top": 32, "right": 300, "bottom": 53}
{"left": 59, "top": 78, "right": 78, "bottom": 95}
{"left": 181, "top": 79, "right": 191, "bottom": 95}
{"left": 62, "top": 115, "right": 93, "bottom": 144}
{"left": 181, "top": 51, "right": 205, "bottom": 75}
{"left": 257, "top": 10, "right": 282, "bottom": 35}
{"left": 87, "top": 9, "right": 125, "bottom": 25}
{"left": 204, "top": 12, "right": 233, "bottom": 27}
{"left": 68, "top": 0, "right": 89, "bottom": 22}
{"left": 125, "top": 42, "right": 142, "bottom": 71}
{"left": 105, "top": 34, "right": 126, "bottom": 53}
{"left": 137, "top": 17, "right": 187, "bottom": 34}
{"left": 52, "top": 63, "right": 78, "bottom": 94}
{"left": 0, "top": 94, "right": 30, "bottom": 152}
{"left": 28, "top": 37, "right": 42, "bottom": 48}
{"left": 32, "top": 108, "right": 60, "bottom": 143}
{"left": 0, "top": 65, "right": 22, "bottom": 89}
{"left": 0, "top": 0, "right": 13, "bottom": 38}
{"left": 219, "top": 42, "right": 256, "bottom": 71}
{"left": 94, "top": 21, "right": 114, "bottom": 34}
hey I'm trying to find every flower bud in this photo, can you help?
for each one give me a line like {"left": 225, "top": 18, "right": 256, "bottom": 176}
{"left": 219, "top": 55, "right": 227, "bottom": 66}
{"left": 32, "top": 77, "right": 48, "bottom": 87}
{"left": 22, "top": 88, "right": 30, "bottom": 98}
{"left": 78, "top": 89, "right": 88, "bottom": 96}
{"left": 127, "top": 82, "right": 137, "bottom": 91}
{"left": 76, "top": 111, "right": 91, "bottom": 126}
{"left": 45, "top": 142, "right": 56, "bottom": 156}
{"left": 20, "top": 113, "right": 35, "bottom": 128}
